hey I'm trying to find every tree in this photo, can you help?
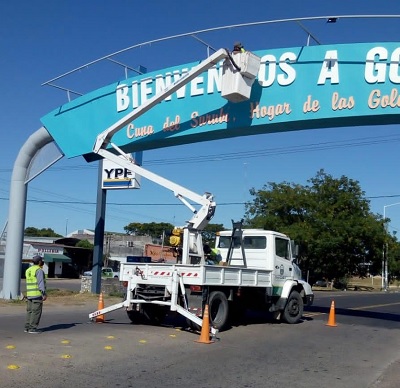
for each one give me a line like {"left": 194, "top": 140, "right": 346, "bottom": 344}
{"left": 201, "top": 223, "right": 226, "bottom": 246}
{"left": 123, "top": 221, "right": 225, "bottom": 247}
{"left": 76, "top": 239, "right": 94, "bottom": 249}
{"left": 24, "top": 227, "right": 62, "bottom": 237}
{"left": 244, "top": 169, "right": 386, "bottom": 281}
{"left": 124, "top": 222, "right": 174, "bottom": 238}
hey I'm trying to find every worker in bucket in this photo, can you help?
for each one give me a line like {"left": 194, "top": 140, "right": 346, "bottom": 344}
{"left": 24, "top": 255, "right": 47, "bottom": 333}
{"left": 233, "top": 41, "right": 245, "bottom": 53}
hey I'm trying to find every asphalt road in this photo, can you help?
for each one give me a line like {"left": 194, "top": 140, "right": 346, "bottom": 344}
{"left": 1, "top": 287, "right": 400, "bottom": 387}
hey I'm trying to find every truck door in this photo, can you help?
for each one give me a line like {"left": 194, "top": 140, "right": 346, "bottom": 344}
{"left": 273, "top": 237, "right": 293, "bottom": 293}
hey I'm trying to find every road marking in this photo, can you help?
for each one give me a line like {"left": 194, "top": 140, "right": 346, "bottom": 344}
{"left": 7, "top": 364, "right": 20, "bottom": 370}
{"left": 5, "top": 345, "right": 16, "bottom": 349}
{"left": 348, "top": 301, "right": 400, "bottom": 310}
{"left": 303, "top": 301, "right": 400, "bottom": 318}
{"left": 61, "top": 354, "right": 72, "bottom": 359}
{"left": 304, "top": 312, "right": 326, "bottom": 317}
{"left": 104, "top": 346, "right": 113, "bottom": 350}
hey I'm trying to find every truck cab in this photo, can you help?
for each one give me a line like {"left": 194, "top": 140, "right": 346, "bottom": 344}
{"left": 216, "top": 229, "right": 300, "bottom": 284}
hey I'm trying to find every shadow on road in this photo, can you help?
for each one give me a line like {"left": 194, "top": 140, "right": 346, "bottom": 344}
{"left": 306, "top": 305, "right": 400, "bottom": 324}
{"left": 41, "top": 323, "right": 82, "bottom": 332}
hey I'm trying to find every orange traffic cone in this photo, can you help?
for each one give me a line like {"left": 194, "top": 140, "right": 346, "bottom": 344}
{"left": 325, "top": 300, "right": 337, "bottom": 327}
{"left": 195, "top": 305, "right": 214, "bottom": 344}
{"left": 95, "top": 292, "right": 105, "bottom": 323}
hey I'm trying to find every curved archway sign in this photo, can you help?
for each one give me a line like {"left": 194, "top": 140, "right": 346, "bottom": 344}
{"left": 41, "top": 42, "right": 400, "bottom": 160}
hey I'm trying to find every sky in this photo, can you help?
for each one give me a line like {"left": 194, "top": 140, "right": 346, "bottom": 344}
{"left": 1, "top": 1, "right": 400, "bottom": 237}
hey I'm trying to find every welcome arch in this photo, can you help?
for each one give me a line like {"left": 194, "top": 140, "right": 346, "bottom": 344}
{"left": 2, "top": 37, "right": 400, "bottom": 299}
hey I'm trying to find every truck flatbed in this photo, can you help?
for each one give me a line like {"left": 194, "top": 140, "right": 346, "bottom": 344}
{"left": 121, "top": 263, "right": 272, "bottom": 288}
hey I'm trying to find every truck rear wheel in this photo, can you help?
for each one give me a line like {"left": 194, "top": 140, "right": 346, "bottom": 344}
{"left": 208, "top": 291, "right": 229, "bottom": 331}
{"left": 281, "top": 290, "right": 303, "bottom": 324}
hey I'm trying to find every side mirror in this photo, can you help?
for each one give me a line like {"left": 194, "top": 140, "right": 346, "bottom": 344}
{"left": 290, "top": 240, "right": 299, "bottom": 258}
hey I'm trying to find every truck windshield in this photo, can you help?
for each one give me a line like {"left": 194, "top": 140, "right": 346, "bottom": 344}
{"left": 218, "top": 236, "right": 266, "bottom": 249}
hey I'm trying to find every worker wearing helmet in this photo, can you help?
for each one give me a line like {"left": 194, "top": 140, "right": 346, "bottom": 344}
{"left": 203, "top": 244, "right": 222, "bottom": 265}
{"left": 233, "top": 41, "right": 245, "bottom": 53}
{"left": 24, "top": 255, "right": 47, "bottom": 333}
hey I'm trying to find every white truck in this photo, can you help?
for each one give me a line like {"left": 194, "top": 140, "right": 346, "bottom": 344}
{"left": 89, "top": 222, "right": 313, "bottom": 333}
{"left": 88, "top": 47, "right": 313, "bottom": 334}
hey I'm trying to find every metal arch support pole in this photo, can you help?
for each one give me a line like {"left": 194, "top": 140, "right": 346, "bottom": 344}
{"left": 1, "top": 127, "right": 54, "bottom": 299}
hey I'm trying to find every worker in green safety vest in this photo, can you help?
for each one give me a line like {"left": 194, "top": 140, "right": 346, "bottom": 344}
{"left": 24, "top": 255, "right": 47, "bottom": 334}
{"left": 203, "top": 245, "right": 222, "bottom": 265}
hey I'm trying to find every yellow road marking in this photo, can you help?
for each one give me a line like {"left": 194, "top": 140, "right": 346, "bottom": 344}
{"left": 7, "top": 364, "right": 20, "bottom": 370}
{"left": 5, "top": 345, "right": 16, "bottom": 349}
{"left": 304, "top": 301, "right": 400, "bottom": 317}
{"left": 348, "top": 301, "right": 400, "bottom": 310}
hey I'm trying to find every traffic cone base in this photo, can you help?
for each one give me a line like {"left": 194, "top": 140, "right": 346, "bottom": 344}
{"left": 326, "top": 300, "right": 337, "bottom": 327}
{"left": 95, "top": 292, "right": 105, "bottom": 323}
{"left": 195, "top": 304, "right": 214, "bottom": 344}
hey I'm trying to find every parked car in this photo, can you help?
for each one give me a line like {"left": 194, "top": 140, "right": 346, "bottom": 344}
{"left": 83, "top": 267, "right": 119, "bottom": 279}
{"left": 313, "top": 279, "right": 328, "bottom": 287}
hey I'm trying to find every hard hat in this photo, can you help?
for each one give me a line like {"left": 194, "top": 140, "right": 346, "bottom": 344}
{"left": 169, "top": 235, "right": 181, "bottom": 246}
{"left": 32, "top": 255, "right": 42, "bottom": 264}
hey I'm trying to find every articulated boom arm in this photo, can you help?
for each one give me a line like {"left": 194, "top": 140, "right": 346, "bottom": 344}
{"left": 92, "top": 48, "right": 234, "bottom": 230}
{"left": 93, "top": 48, "right": 231, "bottom": 153}
{"left": 97, "top": 146, "right": 215, "bottom": 230}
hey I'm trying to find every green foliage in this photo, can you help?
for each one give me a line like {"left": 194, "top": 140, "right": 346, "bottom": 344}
{"left": 124, "top": 222, "right": 174, "bottom": 238}
{"left": 24, "top": 227, "right": 62, "bottom": 237}
{"left": 245, "top": 169, "right": 388, "bottom": 280}
{"left": 201, "top": 223, "right": 226, "bottom": 246}
{"left": 76, "top": 239, "right": 94, "bottom": 249}
{"left": 123, "top": 221, "right": 225, "bottom": 247}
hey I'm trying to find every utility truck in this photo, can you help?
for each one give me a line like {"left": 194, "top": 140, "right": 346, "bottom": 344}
{"left": 89, "top": 222, "right": 313, "bottom": 333}
{"left": 88, "top": 47, "right": 313, "bottom": 335}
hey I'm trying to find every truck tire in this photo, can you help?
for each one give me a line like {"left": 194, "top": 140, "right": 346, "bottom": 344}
{"left": 281, "top": 290, "right": 303, "bottom": 324}
{"left": 208, "top": 291, "right": 230, "bottom": 331}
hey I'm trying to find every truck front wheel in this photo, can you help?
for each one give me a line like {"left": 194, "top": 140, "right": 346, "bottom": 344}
{"left": 208, "top": 291, "right": 230, "bottom": 331}
{"left": 281, "top": 290, "right": 303, "bottom": 324}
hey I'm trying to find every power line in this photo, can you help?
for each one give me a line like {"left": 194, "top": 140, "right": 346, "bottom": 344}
{"left": 0, "top": 197, "right": 244, "bottom": 206}
{"left": 1, "top": 133, "right": 400, "bottom": 173}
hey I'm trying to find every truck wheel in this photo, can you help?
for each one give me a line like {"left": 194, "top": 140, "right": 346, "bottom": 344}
{"left": 281, "top": 290, "right": 303, "bottom": 324}
{"left": 208, "top": 291, "right": 230, "bottom": 331}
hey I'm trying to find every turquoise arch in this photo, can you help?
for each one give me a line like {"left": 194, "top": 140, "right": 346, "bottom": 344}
{"left": 41, "top": 42, "right": 400, "bottom": 161}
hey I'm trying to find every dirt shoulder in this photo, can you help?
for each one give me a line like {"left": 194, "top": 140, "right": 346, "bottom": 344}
{"left": 0, "top": 293, "right": 123, "bottom": 313}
